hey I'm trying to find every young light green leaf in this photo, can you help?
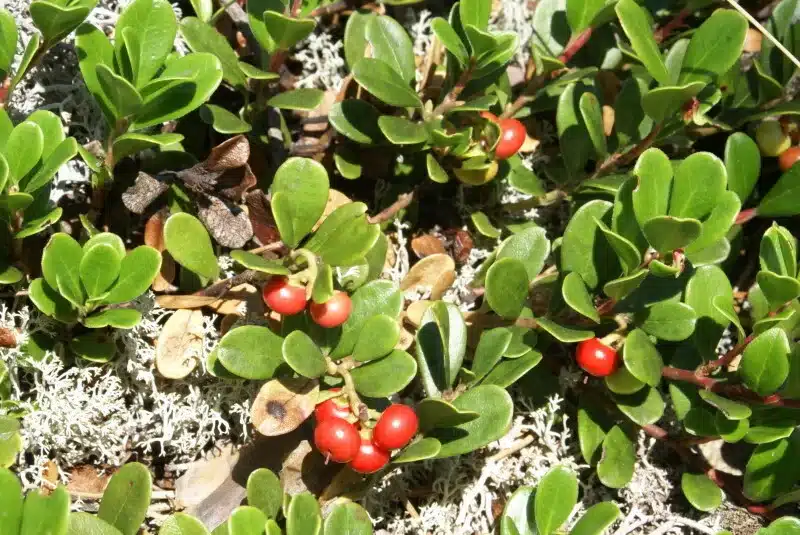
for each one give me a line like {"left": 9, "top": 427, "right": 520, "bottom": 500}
{"left": 270, "top": 157, "right": 329, "bottom": 248}
{"left": 96, "top": 64, "right": 143, "bottom": 119}
{"left": 23, "top": 137, "right": 79, "bottom": 193}
{"left": 679, "top": 9, "right": 747, "bottom": 86}
{"left": 286, "top": 493, "right": 321, "bottom": 535}
{"left": 21, "top": 486, "right": 69, "bottom": 535}
{"left": 535, "top": 466, "right": 579, "bottom": 535}
{"left": 569, "top": 502, "right": 620, "bottom": 535}
{"left": 98, "top": 463, "right": 152, "bottom": 535}
{"left": 725, "top": 132, "right": 761, "bottom": 203}
{"left": 158, "top": 513, "right": 208, "bottom": 535}
{"left": 499, "top": 486, "right": 534, "bottom": 535}
{"left": 323, "top": 502, "right": 372, "bottom": 535}
{"left": 566, "top": 0, "right": 604, "bottom": 33}
{"left": 102, "top": 246, "right": 162, "bottom": 304}
{"left": 164, "top": 213, "right": 219, "bottom": 282}
{"left": 80, "top": 243, "right": 121, "bottom": 298}
{"left": 669, "top": 152, "right": 727, "bottom": 220}
{"left": 0, "top": 10, "right": 17, "bottom": 79}
{"left": 642, "top": 216, "right": 702, "bottom": 253}
{"left": 181, "top": 17, "right": 247, "bottom": 89}
{"left": 471, "top": 327, "right": 513, "bottom": 383}
{"left": 247, "top": 469, "right": 282, "bottom": 520}
{"left": 267, "top": 88, "right": 324, "bottom": 111}
{"left": 366, "top": 15, "right": 416, "bottom": 83}
{"left": 114, "top": 0, "right": 178, "bottom": 88}
{"left": 615, "top": 0, "right": 669, "bottom": 85}
{"left": 431, "top": 17, "right": 468, "bottom": 67}
{"left": 5, "top": 122, "right": 43, "bottom": 184}
{"left": 579, "top": 92, "right": 607, "bottom": 157}
{"left": 84, "top": 308, "right": 142, "bottom": 329}
{"left": 378, "top": 116, "right": 428, "bottom": 145}
{"left": 597, "top": 425, "right": 635, "bottom": 488}
{"left": 42, "top": 233, "right": 84, "bottom": 307}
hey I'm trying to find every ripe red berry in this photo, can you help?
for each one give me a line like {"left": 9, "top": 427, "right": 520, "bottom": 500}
{"left": 494, "top": 118, "right": 526, "bottom": 160}
{"left": 314, "top": 419, "right": 360, "bottom": 463}
{"left": 373, "top": 404, "right": 418, "bottom": 451}
{"left": 779, "top": 146, "right": 800, "bottom": 172}
{"left": 349, "top": 438, "right": 390, "bottom": 474}
{"left": 262, "top": 277, "right": 307, "bottom": 316}
{"left": 309, "top": 291, "right": 352, "bottom": 328}
{"left": 576, "top": 338, "right": 619, "bottom": 377}
{"left": 315, "top": 389, "right": 352, "bottom": 423}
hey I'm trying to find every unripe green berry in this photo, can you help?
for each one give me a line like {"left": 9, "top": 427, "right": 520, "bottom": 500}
{"left": 755, "top": 120, "right": 791, "bottom": 157}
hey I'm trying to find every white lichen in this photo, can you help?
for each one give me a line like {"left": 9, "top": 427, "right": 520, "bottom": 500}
{"left": 293, "top": 28, "right": 347, "bottom": 91}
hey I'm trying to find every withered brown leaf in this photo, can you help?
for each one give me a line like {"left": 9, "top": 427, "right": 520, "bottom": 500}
{"left": 251, "top": 378, "right": 319, "bottom": 437}
{"left": 197, "top": 195, "right": 254, "bottom": 249}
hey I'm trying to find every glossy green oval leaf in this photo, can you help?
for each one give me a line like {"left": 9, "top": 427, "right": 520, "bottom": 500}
{"left": 699, "top": 390, "right": 751, "bottom": 421}
{"left": 681, "top": 473, "right": 723, "bottom": 512}
{"left": 114, "top": 0, "right": 177, "bottom": 87}
{"left": 486, "top": 258, "right": 530, "bottom": 319}
{"left": 263, "top": 11, "right": 315, "bottom": 51}
{"left": 0, "top": 10, "right": 17, "bottom": 79}
{"left": 615, "top": 0, "right": 669, "bottom": 85}
{"left": 499, "top": 486, "right": 534, "bottom": 535}
{"left": 642, "top": 216, "right": 702, "bottom": 253}
{"left": 596, "top": 425, "right": 635, "bottom": 489}
{"left": 614, "top": 386, "right": 665, "bottom": 425}
{"left": 229, "top": 506, "right": 268, "bottom": 535}
{"left": 267, "top": 88, "right": 324, "bottom": 111}
{"left": 98, "top": 463, "right": 152, "bottom": 535}
{"left": 623, "top": 328, "right": 663, "bottom": 387}
{"left": 480, "top": 349, "right": 542, "bottom": 388}
{"left": 42, "top": 232, "right": 84, "bottom": 307}
{"left": 535, "top": 316, "right": 594, "bottom": 343}
{"left": 685, "top": 265, "right": 735, "bottom": 355}
{"left": 377, "top": 116, "right": 428, "bottom": 145}
{"left": 534, "top": 466, "right": 578, "bottom": 535}
{"left": 641, "top": 82, "right": 705, "bottom": 124}
{"left": 562, "top": 272, "right": 600, "bottom": 323}
{"left": 271, "top": 157, "right": 329, "bottom": 248}
{"left": 79, "top": 243, "right": 121, "bottom": 299}
{"left": 758, "top": 163, "right": 800, "bottom": 217}
{"left": 331, "top": 280, "right": 402, "bottom": 358}
{"left": 366, "top": 15, "right": 415, "bottom": 83}
{"left": 579, "top": 92, "right": 607, "bottom": 158}
{"left": 102, "top": 246, "right": 162, "bottom": 305}
{"left": 352, "top": 314, "right": 400, "bottom": 362}
{"left": 0, "top": 467, "right": 23, "bottom": 532}
{"left": 393, "top": 437, "right": 442, "bottom": 463}
{"left": 230, "top": 250, "right": 289, "bottom": 275}
{"left": 0, "top": 416, "right": 22, "bottom": 468}
{"left": 96, "top": 64, "right": 143, "bottom": 119}
{"left": 343, "top": 9, "right": 375, "bottom": 69}
{"left": 283, "top": 331, "right": 327, "bottom": 378}
{"left": 605, "top": 366, "right": 646, "bottom": 395}
{"left": 286, "top": 493, "right": 321, "bottom": 535}
{"left": 110, "top": 133, "right": 183, "bottom": 164}
{"left": 158, "top": 513, "right": 209, "bottom": 535}
{"left": 351, "top": 349, "right": 417, "bottom": 397}
{"left": 304, "top": 202, "right": 379, "bottom": 267}
{"left": 725, "top": 132, "right": 761, "bottom": 203}
{"left": 740, "top": 327, "right": 791, "bottom": 397}
{"left": 180, "top": 16, "right": 247, "bottom": 89}
{"left": 417, "top": 398, "right": 479, "bottom": 432}
{"left": 470, "top": 327, "right": 513, "bottom": 383}
{"left": 496, "top": 226, "right": 550, "bottom": 281}
{"left": 679, "top": 9, "right": 747, "bottom": 85}
{"left": 669, "top": 152, "right": 727, "bottom": 220}
{"left": 415, "top": 302, "right": 467, "bottom": 396}
{"left": 28, "top": 278, "right": 78, "bottom": 323}
{"left": 200, "top": 104, "right": 251, "bottom": 134}
{"left": 352, "top": 58, "right": 422, "bottom": 108}
{"left": 431, "top": 17, "right": 468, "bottom": 67}
{"left": 569, "top": 502, "right": 620, "bottom": 535}
{"left": 246, "top": 469, "right": 282, "bottom": 520}
{"left": 84, "top": 308, "right": 142, "bottom": 329}
{"left": 323, "top": 502, "right": 372, "bottom": 535}
{"left": 637, "top": 301, "right": 697, "bottom": 341}
{"left": 20, "top": 486, "right": 69, "bottom": 535}
{"left": 5, "top": 121, "right": 43, "bottom": 184}
{"left": 561, "top": 199, "right": 618, "bottom": 290}
{"left": 164, "top": 212, "right": 219, "bottom": 282}
{"left": 744, "top": 432, "right": 800, "bottom": 502}
{"left": 68, "top": 512, "right": 124, "bottom": 535}
{"left": 329, "top": 100, "right": 383, "bottom": 144}
{"left": 596, "top": 219, "right": 640, "bottom": 275}
{"left": 212, "top": 325, "right": 285, "bottom": 380}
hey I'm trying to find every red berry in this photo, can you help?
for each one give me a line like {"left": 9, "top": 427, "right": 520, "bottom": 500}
{"left": 262, "top": 277, "right": 307, "bottom": 316}
{"left": 373, "top": 404, "right": 418, "bottom": 451}
{"left": 349, "top": 438, "right": 390, "bottom": 474}
{"left": 315, "top": 389, "right": 352, "bottom": 422}
{"left": 779, "top": 146, "right": 800, "bottom": 172}
{"left": 480, "top": 111, "right": 498, "bottom": 122}
{"left": 309, "top": 291, "right": 352, "bottom": 328}
{"left": 314, "top": 419, "right": 360, "bottom": 463}
{"left": 576, "top": 338, "right": 619, "bottom": 377}
{"left": 494, "top": 118, "right": 526, "bottom": 160}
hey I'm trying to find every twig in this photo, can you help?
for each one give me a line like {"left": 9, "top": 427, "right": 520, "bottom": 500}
{"left": 193, "top": 269, "right": 263, "bottom": 298}
{"left": 367, "top": 190, "right": 416, "bottom": 224}
{"left": 488, "top": 435, "right": 535, "bottom": 461}
{"left": 654, "top": 8, "right": 691, "bottom": 43}
{"left": 558, "top": 27, "right": 593, "bottom": 64}
{"left": 697, "top": 334, "right": 754, "bottom": 375}
{"left": 725, "top": 0, "right": 800, "bottom": 71}
{"left": 224, "top": 2, "right": 262, "bottom": 60}
{"left": 591, "top": 124, "right": 662, "bottom": 178}
{"left": 247, "top": 241, "right": 285, "bottom": 254}
{"left": 431, "top": 60, "right": 475, "bottom": 117}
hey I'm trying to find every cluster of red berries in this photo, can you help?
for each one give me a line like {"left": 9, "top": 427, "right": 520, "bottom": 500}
{"left": 576, "top": 338, "right": 620, "bottom": 377}
{"left": 480, "top": 112, "right": 527, "bottom": 160}
{"left": 313, "top": 394, "right": 419, "bottom": 474}
{"left": 262, "top": 276, "right": 352, "bottom": 328}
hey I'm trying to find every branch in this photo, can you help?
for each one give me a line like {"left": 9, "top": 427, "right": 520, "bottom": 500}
{"left": 193, "top": 269, "right": 263, "bottom": 298}
{"left": 558, "top": 27, "right": 593, "bottom": 64}
{"left": 654, "top": 8, "right": 691, "bottom": 43}
{"left": 367, "top": 190, "right": 416, "bottom": 224}
{"left": 431, "top": 61, "right": 475, "bottom": 116}
{"left": 697, "top": 334, "right": 754, "bottom": 376}
{"left": 591, "top": 124, "right": 662, "bottom": 178}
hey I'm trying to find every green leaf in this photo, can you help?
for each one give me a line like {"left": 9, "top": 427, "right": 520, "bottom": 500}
{"left": 614, "top": 386, "right": 666, "bottom": 425}
{"left": 228, "top": 506, "right": 268, "bottom": 535}
{"left": 343, "top": 9, "right": 375, "bottom": 69}
{"left": 596, "top": 220, "right": 640, "bottom": 275}
{"left": 30, "top": 0, "right": 96, "bottom": 46}
{"left": 353, "top": 314, "right": 400, "bottom": 362}
{"left": 641, "top": 82, "right": 705, "bottom": 123}
{"left": 393, "top": 437, "right": 442, "bottom": 463}
{"left": 68, "top": 514, "right": 122, "bottom": 535}
{"left": 470, "top": 211, "right": 501, "bottom": 238}
{"left": 685, "top": 191, "right": 741, "bottom": 257}
{"left": 42, "top": 233, "right": 84, "bottom": 307}
{"left": 24, "top": 137, "right": 79, "bottom": 193}
{"left": 679, "top": 9, "right": 747, "bottom": 86}
{"left": 432, "top": 385, "right": 513, "bottom": 458}
{"left": 759, "top": 518, "right": 800, "bottom": 535}
{"left": 605, "top": 367, "right": 646, "bottom": 395}
{"left": 84, "top": 309, "right": 142, "bottom": 329}
{"left": 0, "top": 417, "right": 22, "bottom": 468}
{"left": 230, "top": 252, "right": 294, "bottom": 275}
{"left": 70, "top": 331, "right": 116, "bottom": 363}
{"left": 366, "top": 16, "right": 415, "bottom": 83}
{"left": 331, "top": 280, "right": 402, "bottom": 358}
{"left": 79, "top": 243, "right": 121, "bottom": 299}
{"left": 75, "top": 23, "right": 116, "bottom": 123}
{"left": 569, "top": 502, "right": 620, "bottom": 535}
{"left": 212, "top": 326, "right": 285, "bottom": 380}
{"left": 0, "top": 468, "right": 23, "bottom": 533}
{"left": 377, "top": 116, "right": 428, "bottom": 145}
{"left": 535, "top": 317, "right": 594, "bottom": 342}
{"left": 615, "top": 0, "right": 669, "bottom": 85}
{"left": 96, "top": 64, "right": 143, "bottom": 119}
{"left": 486, "top": 258, "right": 530, "bottom": 319}
{"left": 286, "top": 493, "right": 321, "bottom": 535}
{"left": 578, "top": 403, "right": 607, "bottom": 465}
{"left": 158, "top": 513, "right": 208, "bottom": 535}
{"left": 27, "top": 109, "right": 65, "bottom": 158}
{"left": 304, "top": 203, "right": 379, "bottom": 266}
{"left": 114, "top": 0, "right": 178, "bottom": 88}
{"left": 637, "top": 301, "right": 697, "bottom": 341}
{"left": 267, "top": 88, "right": 324, "bottom": 111}
{"left": 426, "top": 154, "right": 449, "bottom": 183}
{"left": 415, "top": 301, "right": 467, "bottom": 396}
{"left": 98, "top": 463, "right": 152, "bottom": 535}
{"left": 246, "top": 469, "right": 282, "bottom": 519}
{"left": 725, "top": 132, "right": 761, "bottom": 203}
{"left": 200, "top": 105, "right": 251, "bottom": 134}
{"left": 499, "top": 486, "right": 534, "bottom": 535}
{"left": 471, "top": 327, "right": 513, "bottom": 383}
{"left": 352, "top": 58, "right": 422, "bottom": 108}
{"left": 480, "top": 350, "right": 542, "bottom": 388}
{"left": 642, "top": 216, "right": 702, "bottom": 253}
{"left": 557, "top": 83, "right": 593, "bottom": 175}
{"left": 623, "top": 328, "right": 663, "bottom": 387}
{"left": 311, "top": 264, "right": 334, "bottom": 304}
{"left": 164, "top": 213, "right": 219, "bottom": 282}
{"left": 758, "top": 164, "right": 800, "bottom": 217}
{"left": 5, "top": 122, "right": 43, "bottom": 184}
{"left": 329, "top": 100, "right": 382, "bottom": 144}
{"left": 282, "top": 331, "right": 327, "bottom": 378}
{"left": 698, "top": 390, "right": 752, "bottom": 420}
{"left": 263, "top": 12, "right": 315, "bottom": 51}
{"left": 669, "top": 152, "right": 727, "bottom": 220}
{"left": 431, "top": 18, "right": 468, "bottom": 67}
{"left": 685, "top": 265, "right": 735, "bottom": 355}
{"left": 20, "top": 486, "right": 69, "bottom": 535}
{"left": 756, "top": 272, "right": 800, "bottom": 310}
{"left": 270, "top": 157, "right": 329, "bottom": 248}
{"left": 561, "top": 199, "right": 618, "bottom": 290}
{"left": 417, "top": 398, "right": 479, "bottom": 432}
{"left": 102, "top": 246, "right": 162, "bottom": 305}
{"left": 130, "top": 53, "right": 223, "bottom": 130}
{"left": 681, "top": 473, "right": 723, "bottom": 512}
{"left": 566, "top": 0, "right": 603, "bottom": 33}
{"left": 597, "top": 426, "right": 635, "bottom": 488}
{"left": 562, "top": 272, "right": 600, "bottom": 323}
{"left": 323, "top": 502, "right": 372, "bottom": 535}
{"left": 535, "top": 466, "right": 578, "bottom": 535}
{"left": 744, "top": 431, "right": 800, "bottom": 501}
{"left": 460, "top": 0, "right": 491, "bottom": 31}
{"left": 740, "top": 327, "right": 791, "bottom": 397}
{"left": 111, "top": 133, "right": 184, "bottom": 164}
{"left": 351, "top": 349, "right": 417, "bottom": 397}
{"left": 0, "top": 10, "right": 17, "bottom": 79}
{"left": 496, "top": 226, "right": 550, "bottom": 280}
{"left": 28, "top": 278, "right": 77, "bottom": 323}
{"left": 579, "top": 92, "right": 607, "bottom": 157}
{"left": 238, "top": 61, "right": 279, "bottom": 80}
{"left": 10, "top": 33, "right": 40, "bottom": 97}
{"left": 181, "top": 17, "right": 247, "bottom": 89}
{"left": 631, "top": 148, "right": 672, "bottom": 226}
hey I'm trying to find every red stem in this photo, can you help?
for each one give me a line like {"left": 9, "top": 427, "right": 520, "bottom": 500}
{"left": 558, "top": 27, "right": 593, "bottom": 64}
{"left": 662, "top": 366, "right": 800, "bottom": 408}
{"left": 698, "top": 334, "right": 754, "bottom": 375}
{"left": 654, "top": 8, "right": 691, "bottom": 43}
{"left": 735, "top": 208, "right": 758, "bottom": 225}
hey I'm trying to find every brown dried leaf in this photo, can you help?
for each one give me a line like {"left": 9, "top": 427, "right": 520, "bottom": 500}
{"left": 175, "top": 444, "right": 240, "bottom": 508}
{"left": 156, "top": 295, "right": 219, "bottom": 309}
{"left": 67, "top": 465, "right": 111, "bottom": 495}
{"left": 197, "top": 195, "right": 253, "bottom": 248}
{"left": 121, "top": 172, "right": 170, "bottom": 214}
{"left": 313, "top": 189, "right": 352, "bottom": 231}
{"left": 451, "top": 229, "right": 474, "bottom": 264}
{"left": 602, "top": 105, "right": 615, "bottom": 136}
{"left": 144, "top": 211, "right": 167, "bottom": 251}
{"left": 744, "top": 28, "right": 762, "bottom": 53}
{"left": 156, "top": 309, "right": 204, "bottom": 379}
{"left": 400, "top": 253, "right": 456, "bottom": 299}
{"left": 405, "top": 300, "right": 433, "bottom": 327}
{"left": 280, "top": 440, "right": 313, "bottom": 497}
{"left": 411, "top": 234, "right": 446, "bottom": 259}
{"left": 207, "top": 283, "right": 257, "bottom": 316}
{"left": 207, "top": 135, "right": 250, "bottom": 171}
{"left": 251, "top": 377, "right": 319, "bottom": 436}
{"left": 396, "top": 326, "right": 414, "bottom": 350}
{"left": 216, "top": 164, "right": 257, "bottom": 202}
{"left": 246, "top": 191, "right": 281, "bottom": 246}
{"left": 0, "top": 328, "right": 16, "bottom": 348}
{"left": 152, "top": 252, "right": 177, "bottom": 292}
{"left": 518, "top": 134, "right": 540, "bottom": 153}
